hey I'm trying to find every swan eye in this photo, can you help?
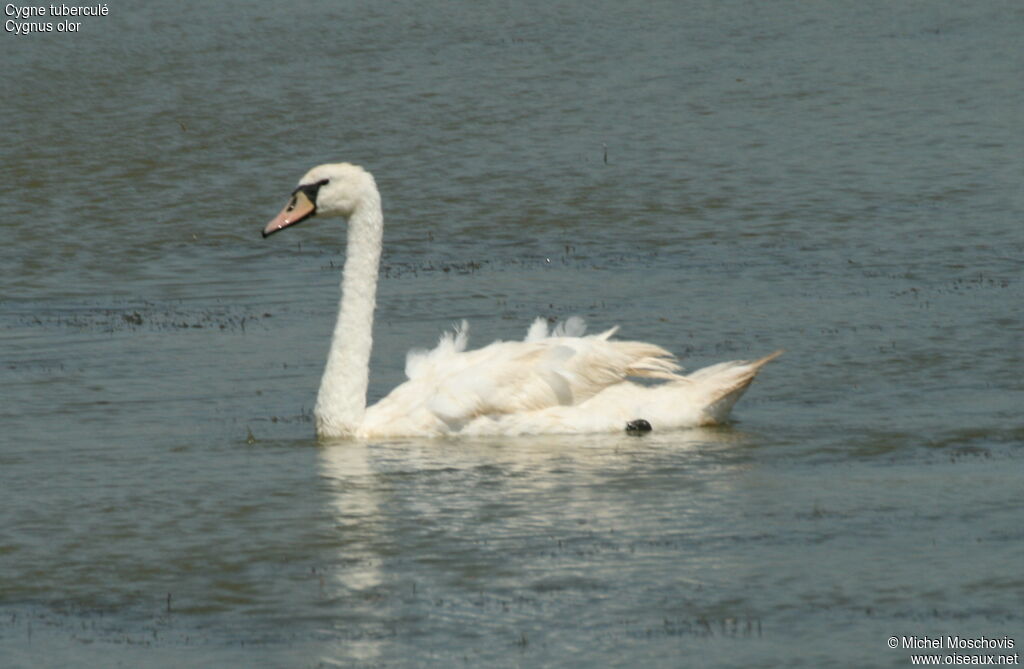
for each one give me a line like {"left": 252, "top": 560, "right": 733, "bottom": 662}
{"left": 291, "top": 178, "right": 330, "bottom": 209}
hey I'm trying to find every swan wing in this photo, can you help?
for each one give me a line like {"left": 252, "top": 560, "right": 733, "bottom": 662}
{"left": 460, "top": 349, "right": 785, "bottom": 436}
{"left": 361, "top": 318, "right": 683, "bottom": 436}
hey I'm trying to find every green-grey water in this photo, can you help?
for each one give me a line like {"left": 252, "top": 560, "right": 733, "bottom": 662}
{"left": 2, "top": 1, "right": 1022, "bottom": 667}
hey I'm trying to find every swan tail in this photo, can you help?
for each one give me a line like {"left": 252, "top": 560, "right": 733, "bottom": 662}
{"left": 687, "top": 350, "right": 783, "bottom": 424}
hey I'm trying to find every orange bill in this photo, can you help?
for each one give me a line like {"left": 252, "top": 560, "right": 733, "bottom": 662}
{"left": 263, "top": 190, "right": 316, "bottom": 238}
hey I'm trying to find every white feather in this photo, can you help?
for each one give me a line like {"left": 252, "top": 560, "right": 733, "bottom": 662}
{"left": 262, "top": 163, "right": 781, "bottom": 439}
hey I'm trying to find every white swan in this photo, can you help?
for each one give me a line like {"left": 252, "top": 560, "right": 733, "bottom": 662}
{"left": 262, "top": 162, "right": 780, "bottom": 439}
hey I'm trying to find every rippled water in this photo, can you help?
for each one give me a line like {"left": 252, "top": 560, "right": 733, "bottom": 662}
{"left": 2, "top": 1, "right": 1022, "bottom": 667}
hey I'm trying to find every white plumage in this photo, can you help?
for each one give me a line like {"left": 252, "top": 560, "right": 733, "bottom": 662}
{"left": 262, "top": 163, "right": 780, "bottom": 439}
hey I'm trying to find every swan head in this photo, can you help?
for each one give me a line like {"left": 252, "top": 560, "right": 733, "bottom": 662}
{"left": 262, "top": 163, "right": 377, "bottom": 238}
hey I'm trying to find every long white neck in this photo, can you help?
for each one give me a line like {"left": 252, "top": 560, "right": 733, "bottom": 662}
{"left": 314, "top": 189, "right": 383, "bottom": 438}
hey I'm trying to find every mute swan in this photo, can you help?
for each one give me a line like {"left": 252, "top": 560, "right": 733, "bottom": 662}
{"left": 262, "top": 162, "right": 780, "bottom": 439}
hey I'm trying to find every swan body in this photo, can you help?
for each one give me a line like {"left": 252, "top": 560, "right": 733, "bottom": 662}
{"left": 263, "top": 163, "right": 780, "bottom": 439}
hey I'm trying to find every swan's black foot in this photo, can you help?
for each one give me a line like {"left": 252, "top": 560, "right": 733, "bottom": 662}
{"left": 625, "top": 419, "right": 652, "bottom": 434}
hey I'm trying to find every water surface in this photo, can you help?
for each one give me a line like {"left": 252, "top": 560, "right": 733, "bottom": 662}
{"left": 2, "top": 1, "right": 1022, "bottom": 667}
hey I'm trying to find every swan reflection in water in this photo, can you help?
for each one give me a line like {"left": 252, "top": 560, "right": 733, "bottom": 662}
{"left": 314, "top": 427, "right": 755, "bottom": 665}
